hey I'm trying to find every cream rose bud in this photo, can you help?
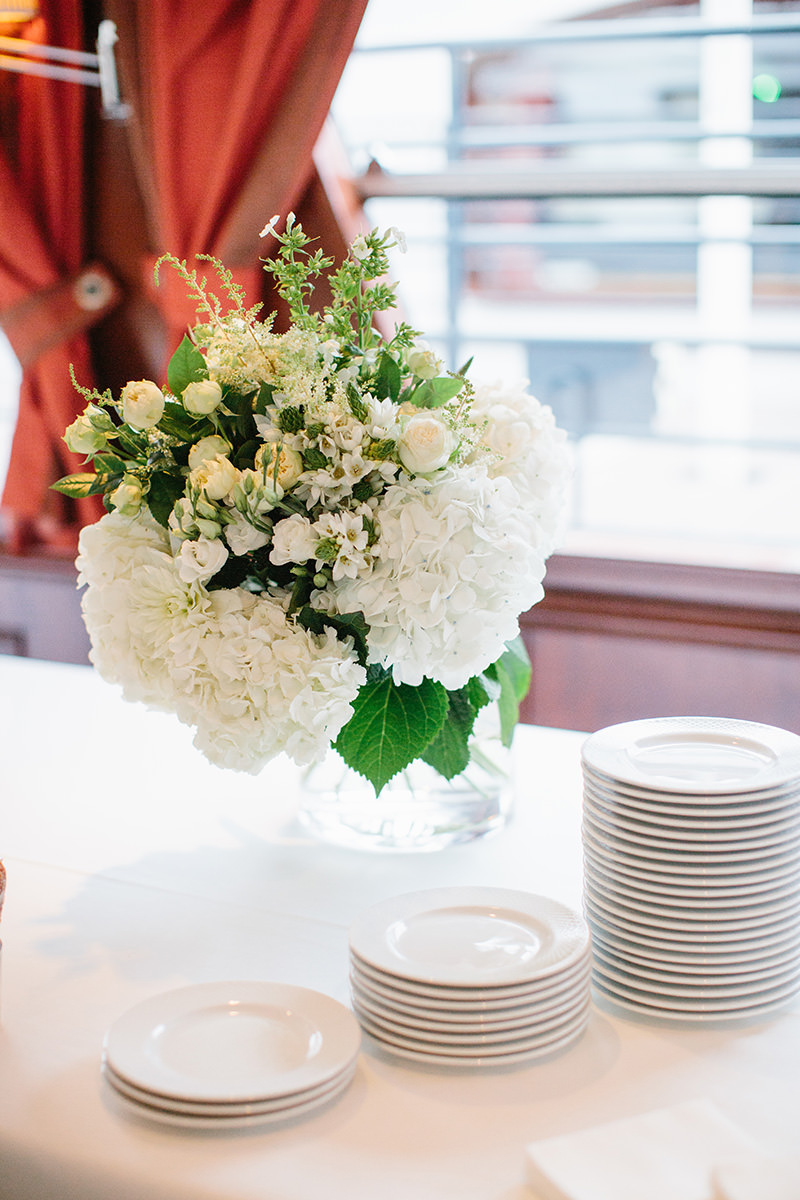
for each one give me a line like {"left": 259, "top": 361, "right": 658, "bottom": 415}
{"left": 177, "top": 535, "right": 229, "bottom": 584}
{"left": 188, "top": 434, "right": 231, "bottom": 472}
{"left": 255, "top": 443, "right": 304, "bottom": 490}
{"left": 189, "top": 453, "right": 239, "bottom": 500}
{"left": 108, "top": 474, "right": 143, "bottom": 516}
{"left": 398, "top": 413, "right": 455, "bottom": 475}
{"left": 269, "top": 513, "right": 318, "bottom": 566}
{"left": 121, "top": 379, "right": 165, "bottom": 429}
{"left": 183, "top": 378, "right": 223, "bottom": 416}
{"left": 64, "top": 413, "right": 106, "bottom": 456}
{"left": 406, "top": 341, "right": 442, "bottom": 381}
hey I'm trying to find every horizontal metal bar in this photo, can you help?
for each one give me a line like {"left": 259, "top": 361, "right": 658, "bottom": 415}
{"left": 448, "top": 224, "right": 800, "bottom": 247}
{"left": 0, "top": 53, "right": 100, "bottom": 86}
{"left": 355, "top": 13, "right": 800, "bottom": 54}
{"left": 446, "top": 121, "right": 800, "bottom": 150}
{"left": 0, "top": 34, "right": 98, "bottom": 68}
{"left": 357, "top": 163, "right": 800, "bottom": 200}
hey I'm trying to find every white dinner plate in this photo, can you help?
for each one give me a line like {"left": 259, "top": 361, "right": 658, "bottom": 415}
{"left": 581, "top": 824, "right": 800, "bottom": 874}
{"left": 590, "top": 949, "right": 800, "bottom": 1000}
{"left": 349, "top": 945, "right": 592, "bottom": 1004}
{"left": 582, "top": 776, "right": 800, "bottom": 819}
{"left": 350, "top": 971, "right": 590, "bottom": 1031}
{"left": 583, "top": 784, "right": 800, "bottom": 830}
{"left": 584, "top": 901, "right": 800, "bottom": 953}
{"left": 582, "top": 811, "right": 800, "bottom": 858}
{"left": 357, "top": 1005, "right": 590, "bottom": 1061}
{"left": 591, "top": 974, "right": 800, "bottom": 1024}
{"left": 583, "top": 879, "right": 800, "bottom": 928}
{"left": 352, "top": 993, "right": 589, "bottom": 1047}
{"left": 591, "top": 964, "right": 800, "bottom": 1014}
{"left": 349, "top": 888, "right": 589, "bottom": 988}
{"left": 582, "top": 863, "right": 800, "bottom": 909}
{"left": 583, "top": 791, "right": 800, "bottom": 839}
{"left": 589, "top": 931, "right": 800, "bottom": 981}
{"left": 581, "top": 717, "right": 800, "bottom": 796}
{"left": 102, "top": 1058, "right": 355, "bottom": 1116}
{"left": 587, "top": 924, "right": 800, "bottom": 968}
{"left": 581, "top": 841, "right": 800, "bottom": 890}
{"left": 104, "top": 1068, "right": 353, "bottom": 1129}
{"left": 581, "top": 765, "right": 800, "bottom": 809}
{"left": 104, "top": 982, "right": 361, "bottom": 1103}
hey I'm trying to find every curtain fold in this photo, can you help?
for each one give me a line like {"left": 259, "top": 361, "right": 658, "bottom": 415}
{"left": 108, "top": 0, "right": 369, "bottom": 361}
{"left": 0, "top": 3, "right": 105, "bottom": 549}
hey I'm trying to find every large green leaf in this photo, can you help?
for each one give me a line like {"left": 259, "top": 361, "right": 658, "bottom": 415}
{"left": 159, "top": 400, "right": 208, "bottom": 441}
{"left": 373, "top": 350, "right": 402, "bottom": 401}
{"left": 50, "top": 472, "right": 101, "bottom": 499}
{"left": 167, "top": 335, "right": 207, "bottom": 396}
{"left": 334, "top": 674, "right": 448, "bottom": 795}
{"left": 420, "top": 688, "right": 477, "bottom": 780}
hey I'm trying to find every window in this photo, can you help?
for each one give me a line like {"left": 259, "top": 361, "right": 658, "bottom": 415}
{"left": 331, "top": 0, "right": 800, "bottom": 573}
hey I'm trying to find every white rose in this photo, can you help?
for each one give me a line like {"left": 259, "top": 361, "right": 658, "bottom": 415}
{"left": 188, "top": 434, "right": 231, "bottom": 472}
{"left": 108, "top": 474, "right": 143, "bottom": 516}
{"left": 64, "top": 413, "right": 107, "bottom": 456}
{"left": 406, "top": 341, "right": 442, "bottom": 380}
{"left": 269, "top": 513, "right": 318, "bottom": 566}
{"left": 121, "top": 380, "right": 165, "bottom": 429}
{"left": 224, "top": 510, "right": 270, "bottom": 557}
{"left": 177, "top": 536, "right": 229, "bottom": 583}
{"left": 398, "top": 413, "right": 455, "bottom": 475}
{"left": 255, "top": 443, "right": 304, "bottom": 490}
{"left": 189, "top": 454, "right": 239, "bottom": 501}
{"left": 183, "top": 379, "right": 223, "bottom": 416}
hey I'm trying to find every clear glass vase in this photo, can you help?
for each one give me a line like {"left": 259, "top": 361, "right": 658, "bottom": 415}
{"left": 297, "top": 706, "right": 513, "bottom": 852}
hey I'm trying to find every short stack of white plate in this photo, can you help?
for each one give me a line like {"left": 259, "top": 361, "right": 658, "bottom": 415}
{"left": 102, "top": 981, "right": 361, "bottom": 1128}
{"left": 349, "top": 887, "right": 591, "bottom": 1066}
{"left": 581, "top": 716, "right": 800, "bottom": 1022}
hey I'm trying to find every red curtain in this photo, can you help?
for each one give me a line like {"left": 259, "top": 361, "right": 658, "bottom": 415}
{"left": 108, "top": 0, "right": 369, "bottom": 360}
{"left": 0, "top": 2, "right": 106, "bottom": 550}
{"left": 1, "top": 0, "right": 368, "bottom": 550}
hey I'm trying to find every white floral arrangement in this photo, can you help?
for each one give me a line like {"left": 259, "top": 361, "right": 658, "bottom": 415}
{"left": 55, "top": 218, "right": 570, "bottom": 794}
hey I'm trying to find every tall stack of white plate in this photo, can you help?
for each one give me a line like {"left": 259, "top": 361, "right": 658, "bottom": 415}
{"left": 102, "top": 981, "right": 361, "bottom": 1128}
{"left": 349, "top": 887, "right": 591, "bottom": 1066}
{"left": 581, "top": 716, "right": 800, "bottom": 1022}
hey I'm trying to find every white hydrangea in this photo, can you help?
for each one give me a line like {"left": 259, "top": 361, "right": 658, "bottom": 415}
{"left": 76, "top": 511, "right": 366, "bottom": 773}
{"left": 470, "top": 379, "right": 573, "bottom": 556}
{"left": 331, "top": 465, "right": 547, "bottom": 690}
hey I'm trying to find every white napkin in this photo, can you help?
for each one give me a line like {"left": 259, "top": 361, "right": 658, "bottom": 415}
{"left": 712, "top": 1155, "right": 800, "bottom": 1200}
{"left": 525, "top": 1099, "right": 761, "bottom": 1200}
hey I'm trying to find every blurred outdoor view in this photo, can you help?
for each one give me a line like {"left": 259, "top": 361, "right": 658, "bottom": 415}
{"left": 331, "top": 0, "right": 800, "bottom": 572}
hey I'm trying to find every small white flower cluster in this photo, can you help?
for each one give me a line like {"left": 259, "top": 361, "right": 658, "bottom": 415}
{"left": 77, "top": 511, "right": 366, "bottom": 772}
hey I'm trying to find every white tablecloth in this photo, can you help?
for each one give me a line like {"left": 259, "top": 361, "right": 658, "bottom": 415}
{"left": 0, "top": 655, "right": 798, "bottom": 1200}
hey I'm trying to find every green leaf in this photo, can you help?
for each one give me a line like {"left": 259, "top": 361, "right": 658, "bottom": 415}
{"left": 488, "top": 636, "right": 532, "bottom": 746}
{"left": 373, "top": 350, "right": 402, "bottom": 401}
{"left": 50, "top": 472, "right": 101, "bottom": 498}
{"left": 159, "top": 400, "right": 207, "bottom": 441}
{"left": 167, "top": 335, "right": 207, "bottom": 396}
{"left": 334, "top": 675, "right": 448, "bottom": 795}
{"left": 254, "top": 381, "right": 275, "bottom": 415}
{"left": 297, "top": 607, "right": 370, "bottom": 667}
{"left": 92, "top": 452, "right": 127, "bottom": 475}
{"left": 420, "top": 688, "right": 477, "bottom": 780}
{"left": 409, "top": 376, "right": 466, "bottom": 409}
{"left": 146, "top": 472, "right": 186, "bottom": 528}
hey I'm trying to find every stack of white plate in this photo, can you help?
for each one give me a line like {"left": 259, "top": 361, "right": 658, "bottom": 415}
{"left": 102, "top": 981, "right": 361, "bottom": 1128}
{"left": 581, "top": 716, "right": 800, "bottom": 1022}
{"left": 349, "top": 886, "right": 591, "bottom": 1066}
